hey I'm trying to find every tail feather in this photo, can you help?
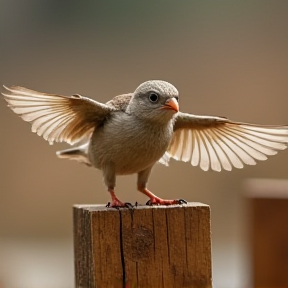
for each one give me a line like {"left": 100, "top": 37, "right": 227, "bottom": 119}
{"left": 56, "top": 143, "right": 91, "bottom": 166}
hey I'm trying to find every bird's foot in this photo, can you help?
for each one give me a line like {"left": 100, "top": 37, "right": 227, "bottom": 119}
{"left": 107, "top": 189, "right": 134, "bottom": 208}
{"left": 106, "top": 200, "right": 133, "bottom": 208}
{"left": 139, "top": 187, "right": 187, "bottom": 206}
{"left": 146, "top": 197, "right": 187, "bottom": 206}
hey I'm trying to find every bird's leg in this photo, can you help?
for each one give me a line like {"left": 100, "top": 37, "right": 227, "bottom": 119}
{"left": 108, "top": 188, "right": 127, "bottom": 207}
{"left": 103, "top": 163, "right": 131, "bottom": 208}
{"left": 137, "top": 168, "right": 187, "bottom": 206}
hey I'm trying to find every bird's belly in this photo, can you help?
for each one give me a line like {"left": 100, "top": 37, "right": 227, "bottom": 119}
{"left": 88, "top": 115, "right": 173, "bottom": 175}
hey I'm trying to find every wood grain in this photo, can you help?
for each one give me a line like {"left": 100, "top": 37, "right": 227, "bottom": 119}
{"left": 74, "top": 203, "right": 212, "bottom": 288}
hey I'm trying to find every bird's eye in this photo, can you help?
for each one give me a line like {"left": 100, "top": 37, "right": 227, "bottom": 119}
{"left": 149, "top": 93, "right": 159, "bottom": 103}
{"left": 174, "top": 96, "right": 179, "bottom": 102}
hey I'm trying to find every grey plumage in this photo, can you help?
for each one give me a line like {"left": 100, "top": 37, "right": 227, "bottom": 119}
{"left": 2, "top": 80, "right": 288, "bottom": 206}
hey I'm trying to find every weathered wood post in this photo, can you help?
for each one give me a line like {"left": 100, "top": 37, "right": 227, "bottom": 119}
{"left": 73, "top": 203, "right": 212, "bottom": 288}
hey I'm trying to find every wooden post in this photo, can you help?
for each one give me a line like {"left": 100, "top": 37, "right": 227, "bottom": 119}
{"left": 73, "top": 203, "right": 212, "bottom": 288}
{"left": 244, "top": 179, "right": 288, "bottom": 288}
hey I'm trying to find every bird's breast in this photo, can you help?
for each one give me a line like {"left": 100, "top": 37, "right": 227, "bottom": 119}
{"left": 88, "top": 113, "right": 174, "bottom": 174}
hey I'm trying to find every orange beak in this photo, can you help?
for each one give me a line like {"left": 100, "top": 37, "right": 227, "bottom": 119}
{"left": 162, "top": 97, "right": 179, "bottom": 112}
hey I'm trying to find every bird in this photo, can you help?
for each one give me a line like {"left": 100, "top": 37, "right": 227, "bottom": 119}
{"left": 2, "top": 80, "right": 288, "bottom": 207}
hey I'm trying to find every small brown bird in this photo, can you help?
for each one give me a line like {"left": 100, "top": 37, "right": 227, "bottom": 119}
{"left": 2, "top": 81, "right": 288, "bottom": 207}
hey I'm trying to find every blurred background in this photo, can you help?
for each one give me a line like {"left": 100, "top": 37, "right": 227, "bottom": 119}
{"left": 0, "top": 1, "right": 288, "bottom": 287}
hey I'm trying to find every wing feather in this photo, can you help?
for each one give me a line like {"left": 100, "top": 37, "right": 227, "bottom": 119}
{"left": 215, "top": 129, "right": 257, "bottom": 165}
{"left": 198, "top": 130, "right": 210, "bottom": 171}
{"left": 173, "top": 129, "right": 184, "bottom": 160}
{"left": 206, "top": 130, "right": 233, "bottom": 171}
{"left": 2, "top": 85, "right": 115, "bottom": 145}
{"left": 181, "top": 129, "right": 192, "bottom": 162}
{"left": 167, "top": 112, "right": 288, "bottom": 171}
{"left": 202, "top": 130, "right": 221, "bottom": 172}
{"left": 217, "top": 127, "right": 267, "bottom": 161}
{"left": 191, "top": 130, "right": 200, "bottom": 166}
{"left": 224, "top": 127, "right": 279, "bottom": 155}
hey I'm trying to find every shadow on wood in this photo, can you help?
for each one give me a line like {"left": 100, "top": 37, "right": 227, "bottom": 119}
{"left": 73, "top": 203, "right": 212, "bottom": 288}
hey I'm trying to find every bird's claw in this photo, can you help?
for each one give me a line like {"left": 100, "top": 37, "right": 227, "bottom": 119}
{"left": 178, "top": 198, "right": 188, "bottom": 204}
{"left": 146, "top": 198, "right": 187, "bottom": 206}
{"left": 124, "top": 202, "right": 134, "bottom": 208}
{"left": 106, "top": 201, "right": 134, "bottom": 209}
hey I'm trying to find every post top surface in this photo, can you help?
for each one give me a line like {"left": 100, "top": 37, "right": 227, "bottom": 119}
{"left": 73, "top": 202, "right": 209, "bottom": 212}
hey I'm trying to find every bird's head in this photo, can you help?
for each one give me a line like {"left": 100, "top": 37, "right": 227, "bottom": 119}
{"left": 127, "top": 80, "right": 179, "bottom": 123}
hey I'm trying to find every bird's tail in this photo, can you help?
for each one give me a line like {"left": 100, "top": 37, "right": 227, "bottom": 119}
{"left": 56, "top": 143, "right": 91, "bottom": 166}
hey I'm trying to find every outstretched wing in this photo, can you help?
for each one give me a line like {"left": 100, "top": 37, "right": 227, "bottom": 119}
{"left": 166, "top": 112, "right": 288, "bottom": 171}
{"left": 2, "top": 85, "right": 115, "bottom": 145}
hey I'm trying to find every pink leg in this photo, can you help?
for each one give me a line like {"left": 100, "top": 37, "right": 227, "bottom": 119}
{"left": 138, "top": 187, "right": 187, "bottom": 206}
{"left": 108, "top": 189, "right": 127, "bottom": 207}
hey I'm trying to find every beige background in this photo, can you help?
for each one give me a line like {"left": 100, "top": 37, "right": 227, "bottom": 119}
{"left": 0, "top": 1, "right": 288, "bottom": 288}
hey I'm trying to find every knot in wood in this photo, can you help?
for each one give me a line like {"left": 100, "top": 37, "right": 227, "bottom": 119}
{"left": 123, "top": 225, "right": 154, "bottom": 262}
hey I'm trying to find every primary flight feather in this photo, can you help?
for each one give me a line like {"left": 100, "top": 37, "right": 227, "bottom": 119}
{"left": 2, "top": 80, "right": 288, "bottom": 206}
